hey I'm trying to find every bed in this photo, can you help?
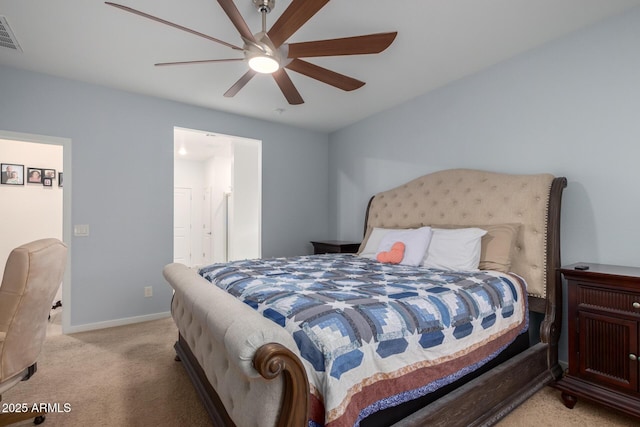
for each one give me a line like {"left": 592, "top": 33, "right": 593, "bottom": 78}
{"left": 164, "top": 168, "right": 567, "bottom": 427}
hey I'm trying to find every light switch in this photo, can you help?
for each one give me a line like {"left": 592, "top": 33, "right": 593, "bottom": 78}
{"left": 74, "top": 224, "right": 89, "bottom": 236}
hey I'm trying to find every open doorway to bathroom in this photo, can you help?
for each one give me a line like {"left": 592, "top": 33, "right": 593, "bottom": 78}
{"left": 173, "top": 127, "right": 261, "bottom": 268}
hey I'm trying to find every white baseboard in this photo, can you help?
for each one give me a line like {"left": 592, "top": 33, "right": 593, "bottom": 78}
{"left": 64, "top": 311, "right": 171, "bottom": 334}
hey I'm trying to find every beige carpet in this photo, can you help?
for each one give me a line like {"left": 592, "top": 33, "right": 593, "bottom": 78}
{"left": 3, "top": 316, "right": 639, "bottom": 427}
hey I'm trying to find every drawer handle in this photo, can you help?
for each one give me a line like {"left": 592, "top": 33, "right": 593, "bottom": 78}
{"left": 633, "top": 302, "right": 640, "bottom": 309}
{"left": 630, "top": 354, "right": 638, "bottom": 361}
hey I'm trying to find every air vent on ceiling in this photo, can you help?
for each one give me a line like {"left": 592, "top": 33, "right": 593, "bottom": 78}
{"left": 0, "top": 16, "right": 23, "bottom": 52}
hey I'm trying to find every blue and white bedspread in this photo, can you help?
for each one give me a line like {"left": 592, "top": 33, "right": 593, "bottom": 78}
{"left": 199, "top": 254, "right": 528, "bottom": 427}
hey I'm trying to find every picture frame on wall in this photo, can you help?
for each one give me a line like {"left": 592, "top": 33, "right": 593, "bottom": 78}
{"left": 27, "top": 168, "right": 43, "bottom": 183}
{"left": 1, "top": 163, "right": 24, "bottom": 185}
{"left": 44, "top": 169, "right": 56, "bottom": 180}
{"left": 59, "top": 172, "right": 63, "bottom": 187}
{"left": 43, "top": 177, "right": 53, "bottom": 187}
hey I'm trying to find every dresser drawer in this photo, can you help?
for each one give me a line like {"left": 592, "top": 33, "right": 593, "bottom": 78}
{"left": 576, "top": 284, "right": 640, "bottom": 315}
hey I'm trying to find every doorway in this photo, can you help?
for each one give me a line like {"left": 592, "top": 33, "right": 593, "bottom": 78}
{"left": 173, "top": 127, "right": 261, "bottom": 267}
{"left": 0, "top": 130, "right": 71, "bottom": 334}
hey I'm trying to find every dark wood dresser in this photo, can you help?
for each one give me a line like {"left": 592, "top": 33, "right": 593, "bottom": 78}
{"left": 556, "top": 263, "right": 640, "bottom": 419}
{"left": 310, "top": 240, "right": 360, "bottom": 255}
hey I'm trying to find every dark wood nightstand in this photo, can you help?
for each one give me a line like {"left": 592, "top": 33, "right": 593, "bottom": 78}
{"left": 311, "top": 240, "right": 361, "bottom": 255}
{"left": 556, "top": 263, "right": 640, "bottom": 420}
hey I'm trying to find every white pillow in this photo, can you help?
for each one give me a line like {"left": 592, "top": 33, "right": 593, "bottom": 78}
{"left": 375, "top": 227, "right": 433, "bottom": 266}
{"left": 359, "top": 227, "right": 396, "bottom": 259}
{"left": 421, "top": 228, "right": 487, "bottom": 271}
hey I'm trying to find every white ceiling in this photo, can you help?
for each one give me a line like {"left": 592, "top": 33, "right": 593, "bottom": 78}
{"left": 174, "top": 127, "right": 237, "bottom": 161}
{"left": 1, "top": 0, "right": 639, "bottom": 133}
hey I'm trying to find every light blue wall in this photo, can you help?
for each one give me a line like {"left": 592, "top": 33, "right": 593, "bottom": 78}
{"left": 0, "top": 65, "right": 329, "bottom": 329}
{"left": 328, "top": 8, "right": 640, "bottom": 362}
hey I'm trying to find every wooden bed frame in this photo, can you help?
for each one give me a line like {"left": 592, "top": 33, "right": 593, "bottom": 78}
{"left": 166, "top": 169, "right": 567, "bottom": 427}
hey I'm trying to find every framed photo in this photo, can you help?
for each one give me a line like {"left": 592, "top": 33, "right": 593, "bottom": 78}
{"left": 27, "top": 168, "right": 43, "bottom": 183}
{"left": 1, "top": 163, "right": 24, "bottom": 185}
{"left": 43, "top": 169, "right": 56, "bottom": 179}
{"left": 43, "top": 178, "right": 53, "bottom": 187}
{"left": 58, "top": 172, "right": 63, "bottom": 187}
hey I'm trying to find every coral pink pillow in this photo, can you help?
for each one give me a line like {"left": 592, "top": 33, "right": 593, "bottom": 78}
{"left": 375, "top": 227, "right": 432, "bottom": 266}
{"left": 377, "top": 242, "right": 405, "bottom": 264}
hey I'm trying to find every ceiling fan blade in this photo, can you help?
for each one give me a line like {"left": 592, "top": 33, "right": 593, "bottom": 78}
{"left": 288, "top": 32, "right": 398, "bottom": 58}
{"left": 105, "top": 2, "right": 241, "bottom": 50}
{"left": 216, "top": 0, "right": 256, "bottom": 42}
{"left": 155, "top": 58, "right": 244, "bottom": 66}
{"left": 224, "top": 70, "right": 257, "bottom": 98}
{"left": 267, "top": 0, "right": 329, "bottom": 48}
{"left": 286, "top": 59, "right": 364, "bottom": 91}
{"left": 272, "top": 69, "right": 304, "bottom": 105}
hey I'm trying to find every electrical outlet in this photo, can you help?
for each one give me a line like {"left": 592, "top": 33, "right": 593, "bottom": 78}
{"left": 144, "top": 286, "right": 153, "bottom": 297}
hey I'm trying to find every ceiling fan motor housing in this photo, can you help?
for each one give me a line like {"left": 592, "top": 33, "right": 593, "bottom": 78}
{"left": 253, "top": 0, "right": 275, "bottom": 14}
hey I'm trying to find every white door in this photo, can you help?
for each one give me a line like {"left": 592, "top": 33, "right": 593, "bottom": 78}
{"left": 202, "top": 187, "right": 213, "bottom": 265}
{"left": 174, "top": 187, "right": 192, "bottom": 265}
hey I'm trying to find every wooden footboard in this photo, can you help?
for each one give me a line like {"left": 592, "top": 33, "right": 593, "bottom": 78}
{"left": 175, "top": 332, "right": 553, "bottom": 427}
{"left": 393, "top": 343, "right": 553, "bottom": 427}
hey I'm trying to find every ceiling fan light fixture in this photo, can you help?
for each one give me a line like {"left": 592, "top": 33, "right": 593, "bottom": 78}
{"left": 248, "top": 54, "right": 279, "bottom": 74}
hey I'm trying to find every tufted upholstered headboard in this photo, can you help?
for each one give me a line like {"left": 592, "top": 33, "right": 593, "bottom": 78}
{"left": 360, "top": 169, "right": 566, "bottom": 301}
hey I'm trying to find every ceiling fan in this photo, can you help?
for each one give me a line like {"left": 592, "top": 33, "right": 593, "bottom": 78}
{"left": 105, "top": 0, "right": 397, "bottom": 105}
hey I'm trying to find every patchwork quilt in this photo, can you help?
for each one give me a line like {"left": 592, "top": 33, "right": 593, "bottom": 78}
{"left": 199, "top": 254, "right": 528, "bottom": 427}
